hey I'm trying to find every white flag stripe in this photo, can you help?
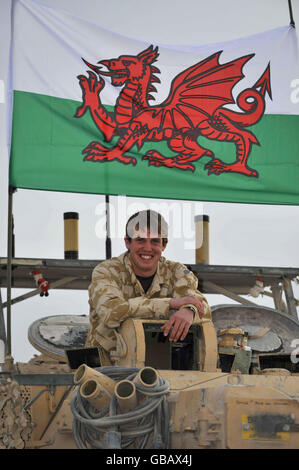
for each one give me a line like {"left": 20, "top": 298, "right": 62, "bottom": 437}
{"left": 12, "top": 0, "right": 299, "bottom": 114}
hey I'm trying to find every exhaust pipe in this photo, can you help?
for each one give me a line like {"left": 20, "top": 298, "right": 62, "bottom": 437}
{"left": 80, "top": 379, "right": 112, "bottom": 410}
{"left": 195, "top": 214, "right": 210, "bottom": 264}
{"left": 64, "top": 212, "right": 79, "bottom": 259}
{"left": 115, "top": 380, "right": 137, "bottom": 412}
{"left": 134, "top": 366, "right": 159, "bottom": 388}
{"left": 74, "top": 364, "right": 116, "bottom": 394}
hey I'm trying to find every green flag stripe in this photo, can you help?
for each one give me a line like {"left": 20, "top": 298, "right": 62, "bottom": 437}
{"left": 9, "top": 90, "right": 299, "bottom": 204}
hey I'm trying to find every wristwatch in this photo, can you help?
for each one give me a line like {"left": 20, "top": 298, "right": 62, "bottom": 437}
{"left": 182, "top": 304, "right": 198, "bottom": 318}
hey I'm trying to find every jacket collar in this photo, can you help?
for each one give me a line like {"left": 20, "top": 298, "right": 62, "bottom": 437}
{"left": 123, "top": 251, "right": 166, "bottom": 295}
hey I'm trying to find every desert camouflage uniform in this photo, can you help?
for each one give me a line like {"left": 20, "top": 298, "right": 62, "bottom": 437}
{"left": 86, "top": 251, "right": 211, "bottom": 352}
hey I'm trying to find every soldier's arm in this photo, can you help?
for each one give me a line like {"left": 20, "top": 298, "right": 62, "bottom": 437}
{"left": 160, "top": 265, "right": 211, "bottom": 342}
{"left": 170, "top": 264, "right": 211, "bottom": 321}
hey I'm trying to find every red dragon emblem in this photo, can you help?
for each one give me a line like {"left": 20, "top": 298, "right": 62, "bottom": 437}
{"left": 75, "top": 46, "right": 271, "bottom": 177}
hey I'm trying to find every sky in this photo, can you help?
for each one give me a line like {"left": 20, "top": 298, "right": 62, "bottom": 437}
{"left": 0, "top": 0, "right": 299, "bottom": 363}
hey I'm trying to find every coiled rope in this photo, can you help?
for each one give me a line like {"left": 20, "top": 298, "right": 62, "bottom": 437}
{"left": 70, "top": 366, "right": 170, "bottom": 449}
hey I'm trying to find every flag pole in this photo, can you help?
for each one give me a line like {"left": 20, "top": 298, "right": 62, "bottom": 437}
{"left": 6, "top": 185, "right": 16, "bottom": 359}
{"left": 288, "top": 0, "right": 295, "bottom": 27}
{"left": 105, "top": 194, "right": 112, "bottom": 259}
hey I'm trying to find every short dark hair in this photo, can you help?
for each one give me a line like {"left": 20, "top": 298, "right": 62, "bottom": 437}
{"left": 125, "top": 210, "right": 168, "bottom": 246}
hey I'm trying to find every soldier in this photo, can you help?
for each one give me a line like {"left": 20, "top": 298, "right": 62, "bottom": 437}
{"left": 86, "top": 209, "right": 211, "bottom": 361}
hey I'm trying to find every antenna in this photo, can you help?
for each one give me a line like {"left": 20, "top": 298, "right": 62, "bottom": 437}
{"left": 105, "top": 195, "right": 112, "bottom": 259}
{"left": 288, "top": 0, "right": 295, "bottom": 27}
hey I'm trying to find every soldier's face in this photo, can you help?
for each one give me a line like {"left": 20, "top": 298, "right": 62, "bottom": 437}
{"left": 125, "top": 229, "right": 167, "bottom": 277}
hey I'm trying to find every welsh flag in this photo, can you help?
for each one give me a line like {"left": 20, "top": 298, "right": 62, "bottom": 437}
{"left": 8, "top": 0, "right": 299, "bottom": 204}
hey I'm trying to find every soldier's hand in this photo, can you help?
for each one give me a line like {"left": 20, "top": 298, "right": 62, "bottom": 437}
{"left": 169, "top": 296, "right": 204, "bottom": 318}
{"left": 160, "top": 308, "right": 194, "bottom": 342}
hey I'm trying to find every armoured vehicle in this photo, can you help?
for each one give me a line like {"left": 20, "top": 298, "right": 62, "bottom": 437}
{"left": 2, "top": 0, "right": 299, "bottom": 452}
{"left": 1, "top": 245, "right": 299, "bottom": 449}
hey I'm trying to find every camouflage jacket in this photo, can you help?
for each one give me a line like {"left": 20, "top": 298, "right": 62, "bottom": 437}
{"left": 86, "top": 251, "right": 211, "bottom": 352}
